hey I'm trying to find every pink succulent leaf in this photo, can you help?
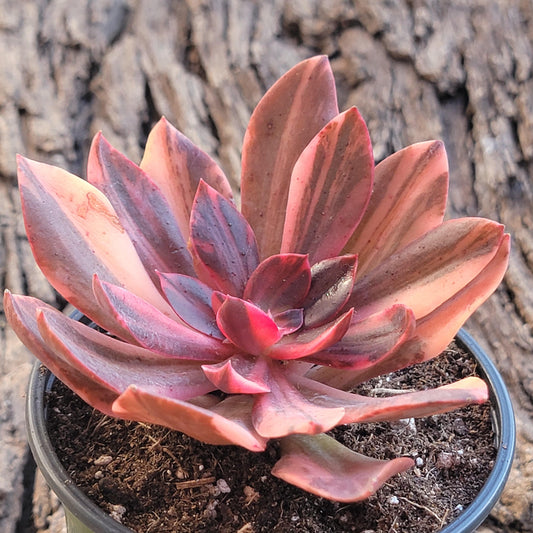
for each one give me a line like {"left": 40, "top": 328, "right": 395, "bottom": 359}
{"left": 303, "top": 304, "right": 415, "bottom": 369}
{"left": 272, "top": 433, "right": 414, "bottom": 502}
{"left": 273, "top": 308, "right": 304, "bottom": 335}
{"left": 303, "top": 255, "right": 358, "bottom": 328}
{"left": 87, "top": 133, "right": 195, "bottom": 283}
{"left": 16, "top": 155, "right": 173, "bottom": 329}
{"left": 140, "top": 117, "right": 233, "bottom": 239}
{"left": 201, "top": 354, "right": 271, "bottom": 394}
{"left": 325, "top": 233, "right": 511, "bottom": 389}
{"left": 280, "top": 107, "right": 374, "bottom": 264}
{"left": 112, "top": 387, "right": 268, "bottom": 452}
{"left": 36, "top": 306, "right": 216, "bottom": 402}
{"left": 216, "top": 296, "right": 282, "bottom": 355}
{"left": 189, "top": 180, "right": 259, "bottom": 296}
{"left": 4, "top": 291, "right": 118, "bottom": 415}
{"left": 93, "top": 276, "right": 233, "bottom": 361}
{"left": 158, "top": 272, "right": 223, "bottom": 339}
{"left": 211, "top": 290, "right": 226, "bottom": 313}
{"left": 252, "top": 361, "right": 345, "bottom": 438}
{"left": 267, "top": 309, "right": 353, "bottom": 360}
{"left": 294, "top": 375, "right": 488, "bottom": 425}
{"left": 347, "top": 218, "right": 506, "bottom": 321}
{"left": 344, "top": 141, "right": 448, "bottom": 277}
{"left": 243, "top": 254, "right": 311, "bottom": 313}
{"left": 241, "top": 55, "right": 339, "bottom": 258}
{"left": 404, "top": 233, "right": 511, "bottom": 361}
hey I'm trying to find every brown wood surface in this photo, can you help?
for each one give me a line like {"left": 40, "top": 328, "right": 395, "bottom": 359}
{"left": 0, "top": 1, "right": 532, "bottom": 531}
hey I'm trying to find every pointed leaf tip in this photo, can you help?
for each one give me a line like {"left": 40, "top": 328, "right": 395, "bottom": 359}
{"left": 190, "top": 180, "right": 259, "bottom": 296}
{"left": 273, "top": 434, "right": 413, "bottom": 502}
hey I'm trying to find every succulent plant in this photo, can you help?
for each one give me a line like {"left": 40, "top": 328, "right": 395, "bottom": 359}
{"left": 5, "top": 56, "right": 509, "bottom": 502}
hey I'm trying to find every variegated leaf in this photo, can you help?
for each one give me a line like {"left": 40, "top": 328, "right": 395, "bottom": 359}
{"left": 202, "top": 354, "right": 270, "bottom": 394}
{"left": 16, "top": 156, "right": 173, "bottom": 328}
{"left": 113, "top": 388, "right": 268, "bottom": 452}
{"left": 303, "top": 255, "right": 357, "bottom": 328}
{"left": 243, "top": 253, "right": 311, "bottom": 313}
{"left": 158, "top": 272, "right": 223, "bottom": 339}
{"left": 348, "top": 218, "right": 505, "bottom": 320}
{"left": 36, "top": 306, "right": 216, "bottom": 401}
{"left": 216, "top": 296, "right": 282, "bottom": 355}
{"left": 241, "top": 56, "right": 339, "bottom": 258}
{"left": 267, "top": 309, "right": 353, "bottom": 360}
{"left": 93, "top": 276, "right": 233, "bottom": 361}
{"left": 273, "top": 434, "right": 414, "bottom": 502}
{"left": 303, "top": 304, "right": 415, "bottom": 369}
{"left": 4, "top": 291, "right": 118, "bottom": 415}
{"left": 88, "top": 133, "right": 195, "bottom": 282}
{"left": 140, "top": 117, "right": 233, "bottom": 238}
{"left": 281, "top": 107, "right": 373, "bottom": 264}
{"left": 252, "top": 362, "right": 345, "bottom": 438}
{"left": 345, "top": 141, "right": 448, "bottom": 277}
{"left": 189, "top": 181, "right": 259, "bottom": 296}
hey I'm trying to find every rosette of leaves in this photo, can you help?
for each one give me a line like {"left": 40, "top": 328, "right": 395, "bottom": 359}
{"left": 5, "top": 56, "right": 509, "bottom": 502}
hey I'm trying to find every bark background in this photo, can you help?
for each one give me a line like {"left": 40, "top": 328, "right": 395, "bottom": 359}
{"left": 0, "top": 0, "right": 532, "bottom": 531}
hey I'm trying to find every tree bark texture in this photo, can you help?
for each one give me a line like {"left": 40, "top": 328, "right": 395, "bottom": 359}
{"left": 0, "top": 1, "right": 532, "bottom": 531}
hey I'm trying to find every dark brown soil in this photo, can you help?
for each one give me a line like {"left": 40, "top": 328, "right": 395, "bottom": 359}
{"left": 45, "top": 341, "right": 496, "bottom": 532}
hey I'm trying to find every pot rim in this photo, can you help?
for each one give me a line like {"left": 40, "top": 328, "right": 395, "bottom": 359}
{"left": 26, "top": 328, "right": 515, "bottom": 533}
{"left": 439, "top": 329, "right": 515, "bottom": 532}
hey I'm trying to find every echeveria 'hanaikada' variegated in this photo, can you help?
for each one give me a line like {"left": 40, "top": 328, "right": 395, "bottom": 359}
{"left": 5, "top": 56, "right": 509, "bottom": 502}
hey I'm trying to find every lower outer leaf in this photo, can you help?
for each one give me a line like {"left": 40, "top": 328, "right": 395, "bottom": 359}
{"left": 295, "top": 375, "right": 488, "bottom": 425}
{"left": 112, "top": 387, "right": 268, "bottom": 452}
{"left": 272, "top": 433, "right": 414, "bottom": 502}
{"left": 4, "top": 292, "right": 118, "bottom": 415}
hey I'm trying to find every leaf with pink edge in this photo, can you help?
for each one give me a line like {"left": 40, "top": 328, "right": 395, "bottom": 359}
{"left": 322, "top": 233, "right": 511, "bottom": 388}
{"left": 303, "top": 304, "right": 415, "bottom": 369}
{"left": 243, "top": 254, "right": 311, "bottom": 313}
{"left": 189, "top": 181, "right": 259, "bottom": 296}
{"left": 267, "top": 309, "right": 353, "bottom": 360}
{"left": 303, "top": 255, "right": 357, "bottom": 328}
{"left": 93, "top": 276, "right": 233, "bottom": 361}
{"left": 4, "top": 291, "right": 118, "bottom": 416}
{"left": 252, "top": 361, "right": 345, "bottom": 438}
{"left": 241, "top": 55, "right": 339, "bottom": 258}
{"left": 272, "top": 433, "right": 414, "bottom": 502}
{"left": 347, "top": 218, "right": 506, "bottom": 321}
{"left": 36, "top": 306, "right": 216, "bottom": 402}
{"left": 16, "top": 156, "right": 172, "bottom": 329}
{"left": 216, "top": 296, "right": 282, "bottom": 355}
{"left": 344, "top": 141, "right": 448, "bottom": 277}
{"left": 202, "top": 354, "right": 270, "bottom": 394}
{"left": 112, "top": 387, "right": 268, "bottom": 452}
{"left": 140, "top": 117, "right": 233, "bottom": 238}
{"left": 158, "top": 272, "right": 223, "bottom": 339}
{"left": 281, "top": 108, "right": 373, "bottom": 264}
{"left": 294, "top": 375, "right": 488, "bottom": 425}
{"left": 87, "top": 133, "right": 195, "bottom": 282}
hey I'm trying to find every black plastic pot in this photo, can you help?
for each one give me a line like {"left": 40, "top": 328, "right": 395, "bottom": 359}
{"left": 26, "top": 329, "right": 515, "bottom": 533}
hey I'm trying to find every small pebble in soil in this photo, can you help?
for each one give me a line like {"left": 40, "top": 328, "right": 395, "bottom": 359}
{"left": 94, "top": 454, "right": 113, "bottom": 466}
{"left": 216, "top": 478, "right": 231, "bottom": 493}
{"left": 436, "top": 451, "right": 459, "bottom": 469}
{"left": 388, "top": 495, "right": 400, "bottom": 504}
{"left": 110, "top": 504, "right": 126, "bottom": 522}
